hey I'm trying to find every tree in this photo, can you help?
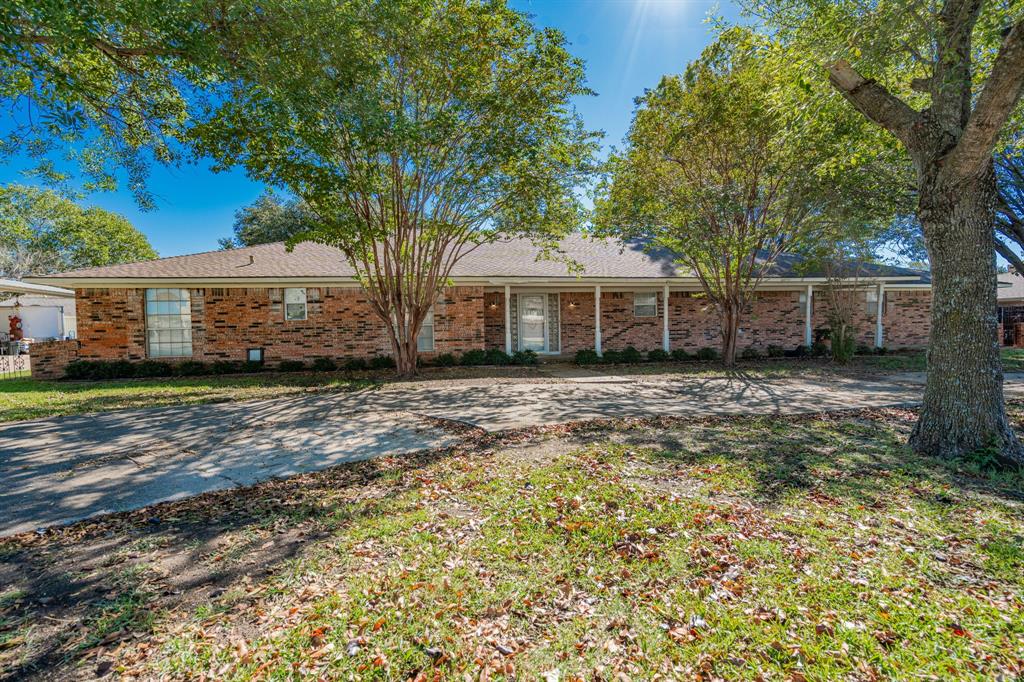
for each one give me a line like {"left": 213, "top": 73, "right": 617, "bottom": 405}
{"left": 193, "top": 0, "right": 598, "bottom": 375}
{"left": 218, "top": 191, "right": 316, "bottom": 249}
{"left": 749, "top": 0, "right": 1024, "bottom": 462}
{"left": 0, "top": 1, "right": 305, "bottom": 207}
{"left": 595, "top": 30, "right": 886, "bottom": 365}
{"left": 0, "top": 184, "right": 156, "bottom": 278}
{"left": 997, "top": 146, "right": 1024, "bottom": 272}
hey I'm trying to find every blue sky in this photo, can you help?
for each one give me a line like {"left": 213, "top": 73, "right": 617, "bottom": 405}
{"left": 0, "top": 0, "right": 742, "bottom": 257}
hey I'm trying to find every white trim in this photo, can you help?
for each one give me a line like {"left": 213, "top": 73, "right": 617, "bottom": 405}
{"left": 804, "top": 284, "right": 813, "bottom": 347}
{"left": 517, "top": 292, "right": 549, "bottom": 353}
{"left": 594, "top": 285, "right": 602, "bottom": 356}
{"left": 875, "top": 283, "right": 885, "bottom": 348}
{"left": 503, "top": 284, "right": 512, "bottom": 354}
{"left": 662, "top": 284, "right": 670, "bottom": 352}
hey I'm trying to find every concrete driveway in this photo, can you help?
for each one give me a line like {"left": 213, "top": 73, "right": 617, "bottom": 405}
{"left": 3, "top": 371, "right": 1023, "bottom": 536}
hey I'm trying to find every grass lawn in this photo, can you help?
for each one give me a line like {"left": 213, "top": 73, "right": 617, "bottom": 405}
{"left": 3, "top": 408, "right": 1023, "bottom": 680}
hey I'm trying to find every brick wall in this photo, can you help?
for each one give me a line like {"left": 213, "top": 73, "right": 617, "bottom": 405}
{"left": 30, "top": 339, "right": 80, "bottom": 379}
{"left": 74, "top": 285, "right": 485, "bottom": 365}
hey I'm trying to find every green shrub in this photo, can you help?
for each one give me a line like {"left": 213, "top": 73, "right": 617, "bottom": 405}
{"left": 369, "top": 355, "right": 396, "bottom": 370}
{"left": 695, "top": 347, "right": 719, "bottom": 362}
{"left": 620, "top": 346, "right": 643, "bottom": 363}
{"left": 670, "top": 348, "right": 691, "bottom": 362}
{"left": 789, "top": 344, "right": 810, "bottom": 358}
{"left": 243, "top": 360, "right": 265, "bottom": 373}
{"left": 484, "top": 348, "right": 512, "bottom": 365}
{"left": 311, "top": 357, "right": 337, "bottom": 372}
{"left": 135, "top": 360, "right": 174, "bottom": 377}
{"left": 602, "top": 349, "right": 622, "bottom": 364}
{"left": 63, "top": 360, "right": 94, "bottom": 380}
{"left": 766, "top": 345, "right": 784, "bottom": 358}
{"left": 575, "top": 348, "right": 600, "bottom": 365}
{"left": 811, "top": 340, "right": 830, "bottom": 357}
{"left": 174, "top": 360, "right": 208, "bottom": 376}
{"left": 278, "top": 359, "right": 307, "bottom": 372}
{"left": 855, "top": 344, "right": 873, "bottom": 356}
{"left": 433, "top": 353, "right": 458, "bottom": 367}
{"left": 209, "top": 360, "right": 240, "bottom": 375}
{"left": 740, "top": 347, "right": 762, "bottom": 361}
{"left": 874, "top": 346, "right": 888, "bottom": 356}
{"left": 460, "top": 349, "right": 488, "bottom": 366}
{"left": 647, "top": 348, "right": 670, "bottom": 362}
{"left": 344, "top": 357, "right": 368, "bottom": 371}
{"left": 511, "top": 349, "right": 539, "bottom": 366}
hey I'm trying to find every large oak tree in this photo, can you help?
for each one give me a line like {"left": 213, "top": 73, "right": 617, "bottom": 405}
{"left": 750, "top": 0, "right": 1024, "bottom": 462}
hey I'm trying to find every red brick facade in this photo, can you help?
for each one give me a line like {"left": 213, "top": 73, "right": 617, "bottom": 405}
{"left": 47, "top": 284, "right": 930, "bottom": 377}
{"left": 29, "top": 339, "right": 80, "bottom": 379}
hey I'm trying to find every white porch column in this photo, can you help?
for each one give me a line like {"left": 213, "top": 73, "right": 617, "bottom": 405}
{"left": 594, "top": 285, "right": 602, "bottom": 356}
{"left": 874, "top": 282, "right": 885, "bottom": 348}
{"left": 804, "top": 284, "right": 813, "bottom": 347}
{"left": 662, "top": 284, "right": 670, "bottom": 352}
{"left": 504, "top": 285, "right": 512, "bottom": 354}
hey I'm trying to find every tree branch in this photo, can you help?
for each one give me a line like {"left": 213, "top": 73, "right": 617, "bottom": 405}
{"left": 943, "top": 19, "right": 1024, "bottom": 178}
{"left": 827, "top": 60, "right": 921, "bottom": 148}
{"left": 995, "top": 238, "right": 1024, "bottom": 276}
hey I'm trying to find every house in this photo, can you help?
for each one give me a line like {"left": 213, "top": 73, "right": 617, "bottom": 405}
{"left": 0, "top": 280, "right": 76, "bottom": 353}
{"left": 24, "top": 235, "right": 932, "bottom": 378}
{"left": 998, "top": 272, "right": 1024, "bottom": 345}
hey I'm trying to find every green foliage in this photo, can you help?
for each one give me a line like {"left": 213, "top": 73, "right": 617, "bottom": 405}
{"left": 431, "top": 353, "right": 458, "bottom": 368}
{"left": 134, "top": 360, "right": 174, "bottom": 378}
{"left": 619, "top": 346, "right": 643, "bottom": 364}
{"left": 510, "top": 350, "right": 538, "bottom": 366}
{"left": 192, "top": 0, "right": 598, "bottom": 374}
{"left": 670, "top": 348, "right": 691, "bottom": 362}
{"left": 310, "top": 357, "right": 337, "bottom": 372}
{"left": 829, "top": 323, "right": 857, "bottom": 365}
{"left": 601, "top": 349, "right": 622, "bottom": 364}
{"left": 277, "top": 359, "right": 306, "bottom": 372}
{"left": 766, "top": 345, "right": 784, "bottom": 358}
{"left": 483, "top": 349, "right": 512, "bottom": 366}
{"left": 460, "top": 349, "right": 488, "bottom": 366}
{"left": 855, "top": 344, "right": 873, "bottom": 356}
{"left": 739, "top": 347, "right": 762, "bottom": 361}
{"left": 811, "top": 340, "right": 830, "bottom": 358}
{"left": 574, "top": 348, "right": 600, "bottom": 365}
{"left": 173, "top": 361, "right": 209, "bottom": 377}
{"left": 0, "top": 185, "right": 156, "bottom": 278}
{"left": 210, "top": 360, "right": 242, "bottom": 375}
{"left": 218, "top": 191, "right": 316, "bottom": 249}
{"left": 695, "top": 347, "right": 720, "bottom": 362}
{"left": 368, "top": 355, "right": 396, "bottom": 371}
{"left": 344, "top": 357, "right": 369, "bottom": 372}
{"left": 647, "top": 348, "right": 670, "bottom": 362}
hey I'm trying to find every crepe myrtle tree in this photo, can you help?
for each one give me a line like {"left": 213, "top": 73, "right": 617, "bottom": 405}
{"left": 747, "top": 0, "right": 1024, "bottom": 462}
{"left": 595, "top": 29, "right": 875, "bottom": 366}
{"left": 193, "top": 0, "right": 598, "bottom": 375}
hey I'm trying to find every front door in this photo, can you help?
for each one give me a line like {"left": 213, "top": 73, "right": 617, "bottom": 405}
{"left": 519, "top": 294, "right": 546, "bottom": 351}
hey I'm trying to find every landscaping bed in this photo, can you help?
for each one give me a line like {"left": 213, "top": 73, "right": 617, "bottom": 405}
{"left": 2, "top": 407, "right": 1023, "bottom": 680}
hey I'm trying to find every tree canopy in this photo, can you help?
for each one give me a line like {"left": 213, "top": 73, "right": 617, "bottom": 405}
{"left": 595, "top": 28, "right": 898, "bottom": 364}
{"left": 192, "top": 0, "right": 599, "bottom": 373}
{"left": 0, "top": 184, "right": 156, "bottom": 279}
{"left": 218, "top": 191, "right": 316, "bottom": 249}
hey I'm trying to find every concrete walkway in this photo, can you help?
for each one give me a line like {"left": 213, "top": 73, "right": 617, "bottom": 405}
{"left": 3, "top": 372, "right": 1023, "bottom": 536}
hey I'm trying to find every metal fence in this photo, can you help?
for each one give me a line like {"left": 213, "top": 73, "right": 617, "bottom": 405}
{"left": 0, "top": 353, "right": 29, "bottom": 380}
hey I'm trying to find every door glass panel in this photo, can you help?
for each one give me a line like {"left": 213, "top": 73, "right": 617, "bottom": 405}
{"left": 520, "top": 294, "right": 546, "bottom": 351}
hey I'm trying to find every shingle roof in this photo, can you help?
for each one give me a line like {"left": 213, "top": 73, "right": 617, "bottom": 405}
{"left": 999, "top": 272, "right": 1024, "bottom": 302}
{"left": 29, "top": 234, "right": 929, "bottom": 283}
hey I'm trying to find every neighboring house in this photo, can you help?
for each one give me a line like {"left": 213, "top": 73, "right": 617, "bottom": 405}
{"left": 0, "top": 280, "right": 76, "bottom": 351}
{"left": 998, "top": 272, "right": 1024, "bottom": 345}
{"left": 25, "top": 236, "right": 931, "bottom": 378}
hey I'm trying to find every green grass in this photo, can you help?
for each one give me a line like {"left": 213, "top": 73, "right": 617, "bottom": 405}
{"left": 10, "top": 409, "right": 1009, "bottom": 680}
{"left": 0, "top": 373, "right": 370, "bottom": 422}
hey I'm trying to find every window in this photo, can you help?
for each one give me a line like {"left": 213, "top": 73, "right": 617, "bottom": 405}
{"left": 867, "top": 289, "right": 883, "bottom": 316}
{"left": 284, "top": 287, "right": 307, "bottom": 320}
{"left": 417, "top": 307, "right": 435, "bottom": 352}
{"left": 634, "top": 292, "right": 657, "bottom": 317}
{"left": 146, "top": 288, "right": 192, "bottom": 357}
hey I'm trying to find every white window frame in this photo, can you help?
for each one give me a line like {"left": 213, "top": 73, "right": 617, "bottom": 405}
{"left": 417, "top": 307, "right": 435, "bottom": 352}
{"left": 284, "top": 287, "right": 307, "bottom": 321}
{"left": 145, "top": 288, "right": 193, "bottom": 358}
{"left": 634, "top": 291, "right": 658, "bottom": 317}
{"left": 866, "top": 289, "right": 882, "bottom": 317}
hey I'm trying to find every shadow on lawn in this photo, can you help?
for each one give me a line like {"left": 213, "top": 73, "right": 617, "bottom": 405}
{"left": 0, "top": 445, "right": 454, "bottom": 682}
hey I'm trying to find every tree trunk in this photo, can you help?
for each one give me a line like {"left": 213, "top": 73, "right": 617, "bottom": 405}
{"left": 910, "top": 164, "right": 1024, "bottom": 463}
{"left": 720, "top": 303, "right": 739, "bottom": 366}
{"left": 392, "top": 335, "right": 419, "bottom": 377}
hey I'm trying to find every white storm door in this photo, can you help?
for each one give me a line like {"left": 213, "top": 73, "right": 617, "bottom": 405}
{"left": 519, "top": 294, "right": 547, "bottom": 352}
